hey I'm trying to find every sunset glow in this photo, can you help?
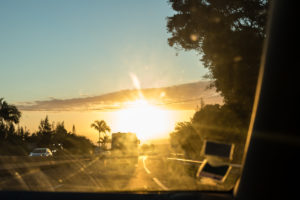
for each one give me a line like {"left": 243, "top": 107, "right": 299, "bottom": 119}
{"left": 114, "top": 99, "right": 172, "bottom": 141}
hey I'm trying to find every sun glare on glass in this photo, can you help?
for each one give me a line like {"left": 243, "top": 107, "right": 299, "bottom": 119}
{"left": 114, "top": 99, "right": 172, "bottom": 142}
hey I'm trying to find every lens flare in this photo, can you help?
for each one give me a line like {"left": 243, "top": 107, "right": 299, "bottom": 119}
{"left": 114, "top": 99, "right": 172, "bottom": 141}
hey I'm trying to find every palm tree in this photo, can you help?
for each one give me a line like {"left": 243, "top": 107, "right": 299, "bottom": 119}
{"left": 0, "top": 98, "right": 21, "bottom": 124}
{"left": 90, "top": 120, "right": 111, "bottom": 149}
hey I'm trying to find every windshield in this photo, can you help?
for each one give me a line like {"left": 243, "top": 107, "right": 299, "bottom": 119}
{"left": 0, "top": 0, "right": 270, "bottom": 192}
{"left": 32, "top": 149, "right": 47, "bottom": 153}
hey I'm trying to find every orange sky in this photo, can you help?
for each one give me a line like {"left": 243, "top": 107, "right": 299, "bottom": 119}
{"left": 20, "top": 109, "right": 195, "bottom": 144}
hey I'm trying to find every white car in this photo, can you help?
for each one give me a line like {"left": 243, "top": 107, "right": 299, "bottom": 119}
{"left": 29, "top": 148, "right": 53, "bottom": 157}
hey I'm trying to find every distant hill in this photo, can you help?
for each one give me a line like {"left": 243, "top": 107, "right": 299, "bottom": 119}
{"left": 17, "top": 81, "right": 223, "bottom": 111}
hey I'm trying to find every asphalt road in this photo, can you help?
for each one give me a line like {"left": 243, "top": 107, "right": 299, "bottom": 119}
{"left": 0, "top": 155, "right": 240, "bottom": 192}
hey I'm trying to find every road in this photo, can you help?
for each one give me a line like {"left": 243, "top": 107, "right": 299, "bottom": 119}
{"left": 0, "top": 155, "right": 239, "bottom": 192}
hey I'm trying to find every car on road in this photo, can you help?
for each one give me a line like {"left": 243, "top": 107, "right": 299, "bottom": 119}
{"left": 29, "top": 148, "right": 53, "bottom": 157}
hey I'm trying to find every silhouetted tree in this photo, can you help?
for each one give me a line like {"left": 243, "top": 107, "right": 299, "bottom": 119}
{"left": 16, "top": 126, "right": 30, "bottom": 141}
{"left": 52, "top": 121, "right": 68, "bottom": 144}
{"left": 0, "top": 99, "right": 30, "bottom": 155}
{"left": 167, "top": 0, "right": 269, "bottom": 121}
{"left": 170, "top": 121, "right": 203, "bottom": 159}
{"left": 72, "top": 125, "right": 76, "bottom": 134}
{"left": 62, "top": 134, "right": 94, "bottom": 155}
{"left": 91, "top": 120, "right": 111, "bottom": 149}
{"left": 0, "top": 98, "right": 21, "bottom": 142}
{"left": 38, "top": 115, "right": 52, "bottom": 134}
{"left": 0, "top": 103, "right": 94, "bottom": 155}
{"left": 0, "top": 98, "right": 21, "bottom": 124}
{"left": 36, "top": 115, "right": 53, "bottom": 146}
{"left": 170, "top": 104, "right": 247, "bottom": 161}
{"left": 55, "top": 121, "right": 68, "bottom": 136}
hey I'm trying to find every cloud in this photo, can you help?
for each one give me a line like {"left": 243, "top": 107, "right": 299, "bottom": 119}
{"left": 16, "top": 81, "right": 223, "bottom": 111}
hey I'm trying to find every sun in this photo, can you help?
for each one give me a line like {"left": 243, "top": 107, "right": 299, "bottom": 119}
{"left": 114, "top": 99, "right": 172, "bottom": 142}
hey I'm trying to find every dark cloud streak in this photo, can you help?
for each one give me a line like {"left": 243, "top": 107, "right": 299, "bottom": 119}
{"left": 17, "top": 81, "right": 223, "bottom": 111}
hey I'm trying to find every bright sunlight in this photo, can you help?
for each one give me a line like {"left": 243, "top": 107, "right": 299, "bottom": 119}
{"left": 114, "top": 99, "right": 173, "bottom": 142}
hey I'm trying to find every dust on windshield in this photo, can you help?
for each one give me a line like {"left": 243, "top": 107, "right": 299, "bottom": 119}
{"left": 32, "top": 149, "right": 47, "bottom": 153}
{"left": 0, "top": 0, "right": 269, "bottom": 192}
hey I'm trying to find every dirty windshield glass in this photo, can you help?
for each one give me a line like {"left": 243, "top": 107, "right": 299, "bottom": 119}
{"left": 32, "top": 149, "right": 47, "bottom": 153}
{"left": 0, "top": 0, "right": 269, "bottom": 192}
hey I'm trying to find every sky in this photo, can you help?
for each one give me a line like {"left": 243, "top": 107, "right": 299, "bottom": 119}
{"left": 0, "top": 0, "right": 207, "bottom": 103}
{"left": 0, "top": 0, "right": 209, "bottom": 142}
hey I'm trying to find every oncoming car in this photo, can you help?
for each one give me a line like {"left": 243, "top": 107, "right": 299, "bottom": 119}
{"left": 29, "top": 148, "right": 53, "bottom": 157}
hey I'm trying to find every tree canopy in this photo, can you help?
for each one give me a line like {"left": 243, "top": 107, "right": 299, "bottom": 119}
{"left": 167, "top": 0, "right": 270, "bottom": 160}
{"left": 0, "top": 99, "right": 95, "bottom": 155}
{"left": 167, "top": 0, "right": 269, "bottom": 120}
{"left": 91, "top": 120, "right": 111, "bottom": 149}
{"left": 0, "top": 98, "right": 21, "bottom": 124}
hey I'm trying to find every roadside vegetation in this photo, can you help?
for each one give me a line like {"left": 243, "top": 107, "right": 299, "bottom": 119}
{"left": 0, "top": 98, "right": 95, "bottom": 156}
{"left": 168, "top": 0, "right": 270, "bottom": 163}
{"left": 91, "top": 120, "right": 111, "bottom": 150}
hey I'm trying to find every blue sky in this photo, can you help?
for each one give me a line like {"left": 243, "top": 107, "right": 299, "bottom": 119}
{"left": 0, "top": 0, "right": 207, "bottom": 103}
